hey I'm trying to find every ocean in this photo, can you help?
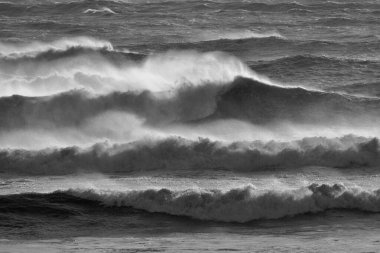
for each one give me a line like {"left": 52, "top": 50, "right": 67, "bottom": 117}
{"left": 1, "top": 0, "right": 380, "bottom": 252}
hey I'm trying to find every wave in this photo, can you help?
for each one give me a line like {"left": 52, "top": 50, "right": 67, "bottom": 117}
{"left": 210, "top": 77, "right": 380, "bottom": 124}
{"left": 0, "top": 0, "right": 124, "bottom": 14}
{"left": 0, "top": 3, "right": 29, "bottom": 16}
{"left": 310, "top": 2, "right": 380, "bottom": 10}
{"left": 2, "top": 38, "right": 377, "bottom": 99}
{"left": 83, "top": 7, "right": 116, "bottom": 14}
{"left": 196, "top": 30, "right": 285, "bottom": 42}
{"left": 167, "top": 36, "right": 290, "bottom": 51}
{"left": 252, "top": 54, "right": 379, "bottom": 67}
{"left": 2, "top": 183, "right": 380, "bottom": 222}
{"left": 160, "top": 35, "right": 380, "bottom": 63}
{"left": 0, "top": 36, "right": 113, "bottom": 58}
{"left": 0, "top": 75, "right": 379, "bottom": 132}
{"left": 218, "top": 2, "right": 308, "bottom": 13}
{"left": 0, "top": 135, "right": 379, "bottom": 175}
{"left": 0, "top": 75, "right": 212, "bottom": 130}
{"left": 0, "top": 75, "right": 379, "bottom": 134}
{"left": 0, "top": 46, "right": 143, "bottom": 65}
{"left": 0, "top": 43, "right": 263, "bottom": 97}
{"left": 2, "top": 1, "right": 378, "bottom": 19}
{"left": 251, "top": 54, "right": 380, "bottom": 76}
{"left": 287, "top": 8, "right": 313, "bottom": 14}
{"left": 328, "top": 82, "right": 380, "bottom": 98}
{"left": 250, "top": 54, "right": 380, "bottom": 89}
{"left": 0, "top": 1, "right": 305, "bottom": 14}
{"left": 22, "top": 20, "right": 86, "bottom": 31}
{"left": 314, "top": 17, "right": 362, "bottom": 26}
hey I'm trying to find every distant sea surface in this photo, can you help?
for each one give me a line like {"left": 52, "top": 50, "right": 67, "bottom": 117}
{"left": 1, "top": 0, "right": 380, "bottom": 252}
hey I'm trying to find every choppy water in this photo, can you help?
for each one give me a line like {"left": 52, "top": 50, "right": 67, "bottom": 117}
{"left": 1, "top": 0, "right": 380, "bottom": 252}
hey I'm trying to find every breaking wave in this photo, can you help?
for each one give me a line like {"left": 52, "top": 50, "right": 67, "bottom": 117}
{"left": 1, "top": 37, "right": 380, "bottom": 175}
{"left": 1, "top": 76, "right": 380, "bottom": 132}
{"left": 0, "top": 40, "right": 263, "bottom": 97}
{"left": 2, "top": 183, "right": 380, "bottom": 222}
{"left": 1, "top": 135, "right": 379, "bottom": 175}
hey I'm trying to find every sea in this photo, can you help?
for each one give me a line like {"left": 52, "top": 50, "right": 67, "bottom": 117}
{"left": 0, "top": 0, "right": 380, "bottom": 252}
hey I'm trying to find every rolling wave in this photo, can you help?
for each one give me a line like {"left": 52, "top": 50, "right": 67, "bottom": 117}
{"left": 0, "top": 135, "right": 378, "bottom": 175}
{"left": 0, "top": 83, "right": 222, "bottom": 130}
{"left": 2, "top": 183, "right": 380, "bottom": 222}
{"left": 0, "top": 76, "right": 379, "bottom": 131}
{"left": 0, "top": 41, "right": 260, "bottom": 97}
{"left": 0, "top": 37, "right": 380, "bottom": 175}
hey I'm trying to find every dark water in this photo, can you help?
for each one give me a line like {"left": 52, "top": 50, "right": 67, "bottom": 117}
{"left": 1, "top": 0, "right": 380, "bottom": 252}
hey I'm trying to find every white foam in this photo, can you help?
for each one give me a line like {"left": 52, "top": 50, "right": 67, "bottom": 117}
{"left": 83, "top": 7, "right": 116, "bottom": 14}
{"left": 0, "top": 47, "right": 270, "bottom": 97}
{"left": 197, "top": 30, "right": 285, "bottom": 42}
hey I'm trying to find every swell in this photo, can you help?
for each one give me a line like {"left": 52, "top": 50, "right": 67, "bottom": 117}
{"left": 2, "top": 183, "right": 380, "bottom": 222}
{"left": 251, "top": 54, "right": 380, "bottom": 68}
{"left": 250, "top": 55, "right": 380, "bottom": 77}
{"left": 250, "top": 55, "right": 380, "bottom": 89}
{"left": 2, "top": 1, "right": 378, "bottom": 20}
{"left": 22, "top": 20, "right": 87, "bottom": 32}
{"left": 0, "top": 1, "right": 338, "bottom": 16}
{"left": 198, "top": 1, "right": 379, "bottom": 13}
{"left": 146, "top": 36, "right": 291, "bottom": 52}
{"left": 309, "top": 2, "right": 380, "bottom": 10}
{"left": 328, "top": 82, "right": 380, "bottom": 98}
{"left": 0, "top": 1, "right": 123, "bottom": 16}
{"left": 313, "top": 17, "right": 377, "bottom": 26}
{"left": 0, "top": 46, "right": 144, "bottom": 65}
{"left": 221, "top": 2, "right": 307, "bottom": 12}
{"left": 0, "top": 3, "right": 27, "bottom": 16}
{"left": 209, "top": 77, "right": 380, "bottom": 124}
{"left": 0, "top": 36, "right": 114, "bottom": 58}
{"left": 147, "top": 36, "right": 380, "bottom": 59}
{"left": 0, "top": 135, "right": 378, "bottom": 175}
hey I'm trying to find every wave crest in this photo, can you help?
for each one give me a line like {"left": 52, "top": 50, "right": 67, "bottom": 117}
{"left": 62, "top": 183, "right": 380, "bottom": 222}
{"left": 0, "top": 46, "right": 266, "bottom": 97}
{"left": 83, "top": 7, "right": 116, "bottom": 14}
{"left": 0, "top": 36, "right": 113, "bottom": 58}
